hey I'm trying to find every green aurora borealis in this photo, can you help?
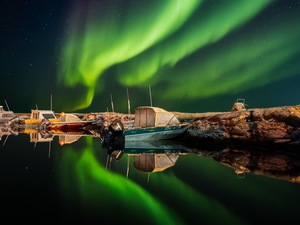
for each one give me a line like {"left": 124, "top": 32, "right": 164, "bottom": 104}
{"left": 58, "top": 0, "right": 300, "bottom": 111}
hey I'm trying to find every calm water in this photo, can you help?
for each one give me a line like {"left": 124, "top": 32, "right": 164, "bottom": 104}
{"left": 1, "top": 134, "right": 299, "bottom": 225}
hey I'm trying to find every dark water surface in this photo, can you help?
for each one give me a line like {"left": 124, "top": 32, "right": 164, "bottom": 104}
{"left": 1, "top": 134, "right": 299, "bottom": 225}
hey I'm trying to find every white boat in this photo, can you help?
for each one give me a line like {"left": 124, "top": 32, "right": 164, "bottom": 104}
{"left": 0, "top": 106, "right": 16, "bottom": 123}
{"left": 24, "top": 109, "right": 60, "bottom": 124}
{"left": 124, "top": 106, "right": 189, "bottom": 141}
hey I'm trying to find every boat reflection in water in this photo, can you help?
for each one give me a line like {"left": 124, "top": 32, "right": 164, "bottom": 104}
{"left": 102, "top": 138, "right": 300, "bottom": 183}
{"left": 103, "top": 140, "right": 189, "bottom": 180}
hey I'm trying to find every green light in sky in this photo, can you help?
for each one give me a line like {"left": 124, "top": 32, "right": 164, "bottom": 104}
{"left": 154, "top": 17, "right": 300, "bottom": 100}
{"left": 59, "top": 0, "right": 300, "bottom": 110}
{"left": 59, "top": 0, "right": 202, "bottom": 110}
{"left": 118, "top": 0, "right": 275, "bottom": 86}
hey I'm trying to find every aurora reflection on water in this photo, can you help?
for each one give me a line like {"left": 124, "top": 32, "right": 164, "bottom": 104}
{"left": 1, "top": 134, "right": 299, "bottom": 224}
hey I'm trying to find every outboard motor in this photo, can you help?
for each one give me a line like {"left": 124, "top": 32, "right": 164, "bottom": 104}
{"left": 5, "top": 116, "right": 19, "bottom": 128}
{"left": 36, "top": 118, "right": 51, "bottom": 139}
{"left": 110, "top": 120, "right": 124, "bottom": 133}
{"left": 106, "top": 120, "right": 124, "bottom": 143}
{"left": 4, "top": 116, "right": 20, "bottom": 136}
{"left": 37, "top": 118, "right": 50, "bottom": 131}
{"left": 101, "top": 120, "right": 125, "bottom": 159}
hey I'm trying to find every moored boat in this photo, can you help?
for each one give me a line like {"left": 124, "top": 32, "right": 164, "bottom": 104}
{"left": 0, "top": 106, "right": 16, "bottom": 123}
{"left": 124, "top": 106, "right": 189, "bottom": 141}
{"left": 24, "top": 109, "right": 60, "bottom": 124}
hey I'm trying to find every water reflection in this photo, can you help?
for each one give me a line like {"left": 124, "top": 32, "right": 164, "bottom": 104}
{"left": 1, "top": 128, "right": 300, "bottom": 224}
{"left": 103, "top": 140, "right": 189, "bottom": 181}
{"left": 2, "top": 122, "right": 300, "bottom": 184}
{"left": 103, "top": 139, "right": 300, "bottom": 183}
{"left": 213, "top": 147, "right": 300, "bottom": 183}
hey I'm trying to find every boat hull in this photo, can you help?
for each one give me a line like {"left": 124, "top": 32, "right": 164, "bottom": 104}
{"left": 124, "top": 124, "right": 188, "bottom": 141}
{"left": 124, "top": 140, "right": 189, "bottom": 154}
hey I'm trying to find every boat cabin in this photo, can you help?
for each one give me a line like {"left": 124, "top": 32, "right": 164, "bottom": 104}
{"left": 31, "top": 109, "right": 56, "bottom": 120}
{"left": 133, "top": 107, "right": 179, "bottom": 128}
{"left": 0, "top": 106, "right": 16, "bottom": 122}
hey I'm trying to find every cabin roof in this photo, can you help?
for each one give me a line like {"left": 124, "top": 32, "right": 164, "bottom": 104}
{"left": 133, "top": 106, "right": 179, "bottom": 128}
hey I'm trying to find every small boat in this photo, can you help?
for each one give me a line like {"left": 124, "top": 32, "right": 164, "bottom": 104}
{"left": 24, "top": 109, "right": 60, "bottom": 124}
{"left": 124, "top": 106, "right": 189, "bottom": 141}
{"left": 0, "top": 106, "right": 16, "bottom": 123}
{"left": 24, "top": 109, "right": 89, "bottom": 127}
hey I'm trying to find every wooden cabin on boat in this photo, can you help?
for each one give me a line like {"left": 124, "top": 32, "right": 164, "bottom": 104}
{"left": 124, "top": 106, "right": 189, "bottom": 141}
{"left": 0, "top": 106, "right": 16, "bottom": 123}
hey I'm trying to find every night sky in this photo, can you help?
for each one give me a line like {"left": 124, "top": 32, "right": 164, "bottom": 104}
{"left": 1, "top": 0, "right": 300, "bottom": 114}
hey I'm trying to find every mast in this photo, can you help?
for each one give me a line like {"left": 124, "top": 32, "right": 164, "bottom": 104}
{"left": 149, "top": 85, "right": 152, "bottom": 107}
{"left": 110, "top": 94, "right": 114, "bottom": 113}
{"left": 4, "top": 100, "right": 10, "bottom": 111}
{"left": 50, "top": 94, "right": 52, "bottom": 111}
{"left": 126, "top": 88, "right": 131, "bottom": 114}
{"left": 2, "top": 135, "right": 9, "bottom": 147}
{"left": 48, "top": 142, "right": 51, "bottom": 158}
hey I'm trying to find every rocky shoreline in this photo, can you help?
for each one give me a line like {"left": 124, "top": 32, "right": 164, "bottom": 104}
{"left": 16, "top": 105, "right": 300, "bottom": 148}
{"left": 179, "top": 105, "right": 300, "bottom": 149}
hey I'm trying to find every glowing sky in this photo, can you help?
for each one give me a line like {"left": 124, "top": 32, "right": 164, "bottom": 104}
{"left": 59, "top": 0, "right": 203, "bottom": 109}
{"left": 58, "top": 0, "right": 300, "bottom": 111}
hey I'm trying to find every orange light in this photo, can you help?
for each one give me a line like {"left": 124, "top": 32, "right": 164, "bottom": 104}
{"left": 60, "top": 112, "right": 66, "bottom": 117}
{"left": 59, "top": 140, "right": 65, "bottom": 146}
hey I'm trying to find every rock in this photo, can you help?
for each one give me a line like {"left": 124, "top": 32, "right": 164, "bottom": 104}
{"left": 180, "top": 105, "right": 300, "bottom": 147}
{"left": 82, "top": 112, "right": 135, "bottom": 126}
